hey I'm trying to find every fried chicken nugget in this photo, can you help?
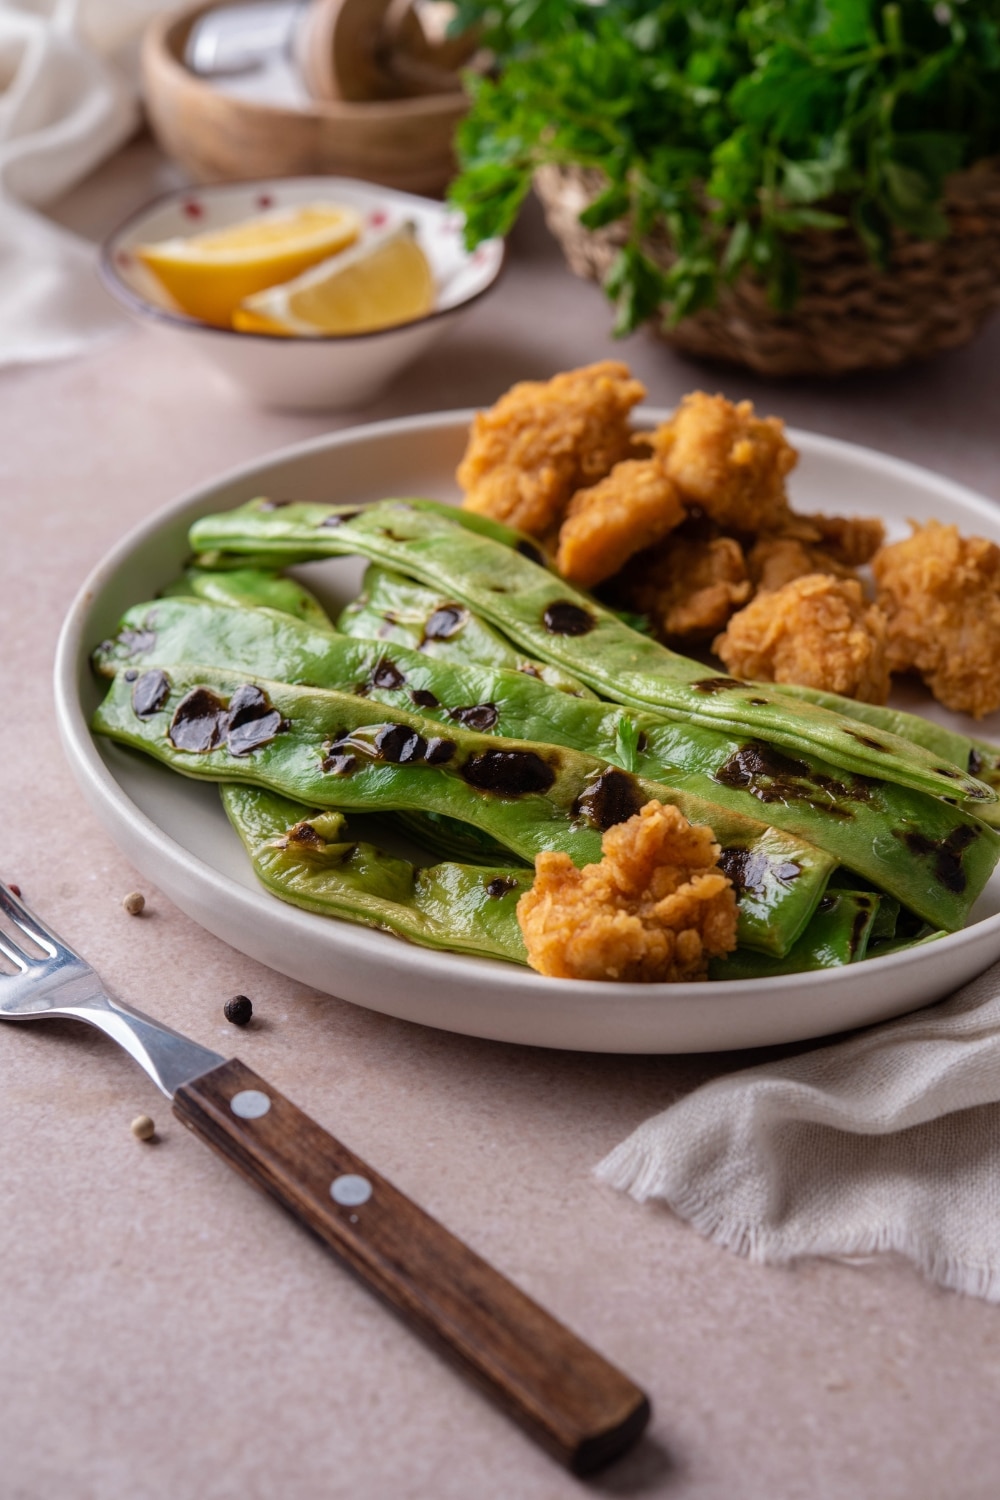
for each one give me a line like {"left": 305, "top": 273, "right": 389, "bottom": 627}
{"left": 872, "top": 520, "right": 1000, "bottom": 718}
{"left": 516, "top": 801, "right": 738, "bottom": 982}
{"left": 555, "top": 458, "right": 685, "bottom": 588}
{"left": 748, "top": 536, "right": 857, "bottom": 593}
{"left": 457, "top": 361, "right": 646, "bottom": 543}
{"left": 650, "top": 391, "right": 797, "bottom": 533}
{"left": 787, "top": 512, "right": 886, "bottom": 567}
{"left": 615, "top": 533, "right": 751, "bottom": 640}
{"left": 714, "top": 573, "right": 891, "bottom": 704}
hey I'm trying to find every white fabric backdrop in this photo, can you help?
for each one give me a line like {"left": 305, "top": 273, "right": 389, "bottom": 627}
{"left": 0, "top": 0, "right": 172, "bottom": 364}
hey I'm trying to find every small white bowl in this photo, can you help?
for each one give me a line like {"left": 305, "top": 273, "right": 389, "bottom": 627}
{"left": 99, "top": 176, "right": 505, "bottom": 411}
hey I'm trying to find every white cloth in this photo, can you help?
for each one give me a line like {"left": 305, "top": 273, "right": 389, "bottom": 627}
{"left": 597, "top": 962, "right": 1000, "bottom": 1301}
{"left": 0, "top": 0, "right": 168, "bottom": 365}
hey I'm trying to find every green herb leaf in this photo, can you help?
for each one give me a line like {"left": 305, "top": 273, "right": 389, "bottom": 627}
{"left": 448, "top": 1, "right": 1000, "bottom": 332}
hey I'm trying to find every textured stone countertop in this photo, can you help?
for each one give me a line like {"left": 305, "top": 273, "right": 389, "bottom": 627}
{"left": 3, "top": 137, "right": 1000, "bottom": 1500}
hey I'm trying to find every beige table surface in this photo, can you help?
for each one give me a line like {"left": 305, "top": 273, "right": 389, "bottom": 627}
{"left": 4, "top": 137, "right": 1000, "bottom": 1500}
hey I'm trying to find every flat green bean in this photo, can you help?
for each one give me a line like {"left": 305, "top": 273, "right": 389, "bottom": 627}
{"left": 93, "top": 596, "right": 1000, "bottom": 931}
{"left": 92, "top": 663, "right": 834, "bottom": 955}
{"left": 222, "top": 785, "right": 531, "bottom": 963}
{"left": 162, "top": 565, "right": 335, "bottom": 628}
{"left": 187, "top": 498, "right": 994, "bottom": 805}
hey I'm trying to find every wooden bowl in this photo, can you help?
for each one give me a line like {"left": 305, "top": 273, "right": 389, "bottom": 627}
{"left": 141, "top": 0, "right": 468, "bottom": 196}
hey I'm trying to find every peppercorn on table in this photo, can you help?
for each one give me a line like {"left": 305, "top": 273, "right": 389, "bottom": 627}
{"left": 5, "top": 137, "right": 1000, "bottom": 1500}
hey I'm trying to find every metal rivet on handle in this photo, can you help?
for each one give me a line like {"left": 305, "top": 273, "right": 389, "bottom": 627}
{"left": 230, "top": 1089, "right": 271, "bottom": 1119}
{"left": 331, "top": 1174, "right": 372, "bottom": 1206}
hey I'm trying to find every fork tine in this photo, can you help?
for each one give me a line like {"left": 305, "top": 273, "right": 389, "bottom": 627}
{"left": 0, "top": 929, "right": 30, "bottom": 973}
{"left": 0, "top": 882, "right": 59, "bottom": 961}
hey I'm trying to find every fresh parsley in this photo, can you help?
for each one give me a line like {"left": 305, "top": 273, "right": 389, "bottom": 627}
{"left": 448, "top": 1, "right": 1000, "bottom": 332}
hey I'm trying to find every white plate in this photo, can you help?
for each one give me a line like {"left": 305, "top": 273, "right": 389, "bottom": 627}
{"left": 54, "top": 412, "right": 1000, "bottom": 1053}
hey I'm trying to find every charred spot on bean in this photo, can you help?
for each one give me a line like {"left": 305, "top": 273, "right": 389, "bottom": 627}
{"left": 379, "top": 529, "right": 412, "bottom": 543}
{"left": 461, "top": 749, "right": 556, "bottom": 797}
{"left": 846, "top": 730, "right": 888, "bottom": 751}
{"left": 370, "top": 657, "right": 406, "bottom": 691}
{"left": 289, "top": 821, "right": 324, "bottom": 847}
{"left": 903, "top": 831, "right": 936, "bottom": 859}
{"left": 898, "top": 825, "right": 977, "bottom": 894}
{"left": 969, "top": 748, "right": 984, "bottom": 776}
{"left": 818, "top": 895, "right": 836, "bottom": 914}
{"left": 573, "top": 768, "right": 644, "bottom": 831}
{"left": 258, "top": 498, "right": 294, "bottom": 511}
{"left": 694, "top": 677, "right": 744, "bottom": 694}
{"left": 168, "top": 686, "right": 227, "bottom": 752}
{"left": 321, "top": 748, "right": 357, "bottom": 776}
{"left": 448, "top": 703, "right": 499, "bottom": 732}
{"left": 850, "top": 901, "right": 874, "bottom": 955}
{"left": 636, "top": 731, "right": 648, "bottom": 753}
{"left": 717, "top": 846, "right": 774, "bottom": 897}
{"left": 519, "top": 664, "right": 542, "bottom": 679}
{"left": 373, "top": 724, "right": 427, "bottom": 765}
{"left": 935, "top": 766, "right": 961, "bottom": 779}
{"left": 319, "top": 509, "right": 361, "bottom": 527}
{"left": 116, "top": 625, "right": 157, "bottom": 659}
{"left": 410, "top": 688, "right": 440, "bottom": 709}
{"left": 423, "top": 605, "right": 467, "bottom": 641}
{"left": 424, "top": 737, "right": 456, "bottom": 765}
{"left": 226, "top": 684, "right": 285, "bottom": 757}
{"left": 748, "top": 698, "right": 769, "bottom": 707}
{"left": 516, "top": 538, "right": 546, "bottom": 567}
{"left": 543, "top": 601, "right": 594, "bottom": 636}
{"left": 132, "top": 668, "right": 171, "bottom": 719}
{"left": 486, "top": 875, "right": 518, "bottom": 899}
{"left": 714, "top": 741, "right": 866, "bottom": 813}
{"left": 352, "top": 681, "right": 371, "bottom": 698}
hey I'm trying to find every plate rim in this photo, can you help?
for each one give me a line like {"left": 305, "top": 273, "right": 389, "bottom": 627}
{"left": 53, "top": 408, "right": 1000, "bottom": 1048}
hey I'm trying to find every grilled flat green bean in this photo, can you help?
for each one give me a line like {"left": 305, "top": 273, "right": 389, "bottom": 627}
{"left": 93, "top": 597, "right": 1000, "bottom": 930}
{"left": 188, "top": 499, "right": 994, "bottom": 805}
{"left": 708, "top": 890, "right": 880, "bottom": 978}
{"left": 339, "top": 567, "right": 594, "bottom": 696}
{"left": 221, "top": 785, "right": 531, "bottom": 963}
{"left": 225, "top": 785, "right": 897, "bottom": 978}
{"left": 162, "top": 565, "right": 335, "bottom": 628}
{"left": 769, "top": 681, "right": 1000, "bottom": 786}
{"left": 93, "top": 663, "right": 833, "bottom": 955}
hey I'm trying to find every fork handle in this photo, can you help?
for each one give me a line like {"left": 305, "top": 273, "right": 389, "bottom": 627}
{"left": 173, "top": 1058, "right": 650, "bottom": 1474}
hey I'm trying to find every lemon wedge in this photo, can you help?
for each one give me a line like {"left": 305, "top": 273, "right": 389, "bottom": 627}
{"left": 232, "top": 223, "right": 435, "bottom": 337}
{"left": 136, "top": 203, "right": 363, "bottom": 327}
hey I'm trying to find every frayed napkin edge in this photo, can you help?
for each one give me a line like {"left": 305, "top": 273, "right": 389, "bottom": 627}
{"left": 595, "top": 1140, "right": 1000, "bottom": 1303}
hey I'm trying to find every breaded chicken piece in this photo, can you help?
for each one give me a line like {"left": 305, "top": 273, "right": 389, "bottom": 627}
{"left": 458, "top": 361, "right": 646, "bottom": 543}
{"left": 615, "top": 533, "right": 751, "bottom": 640}
{"left": 516, "top": 801, "right": 738, "bottom": 982}
{"left": 649, "top": 392, "right": 797, "bottom": 533}
{"left": 785, "top": 511, "right": 886, "bottom": 567}
{"left": 714, "top": 573, "right": 891, "bottom": 704}
{"left": 872, "top": 521, "right": 1000, "bottom": 718}
{"left": 748, "top": 536, "right": 857, "bottom": 593}
{"left": 555, "top": 458, "right": 685, "bottom": 588}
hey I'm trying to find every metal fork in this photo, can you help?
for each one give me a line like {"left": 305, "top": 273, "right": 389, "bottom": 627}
{"left": 0, "top": 879, "right": 649, "bottom": 1474}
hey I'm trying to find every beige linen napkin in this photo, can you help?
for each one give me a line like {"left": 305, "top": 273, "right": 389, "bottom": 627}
{"left": 597, "top": 961, "right": 1000, "bottom": 1300}
{"left": 0, "top": 0, "right": 170, "bottom": 365}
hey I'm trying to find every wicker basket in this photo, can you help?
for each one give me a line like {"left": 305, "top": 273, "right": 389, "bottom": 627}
{"left": 534, "top": 160, "right": 1000, "bottom": 377}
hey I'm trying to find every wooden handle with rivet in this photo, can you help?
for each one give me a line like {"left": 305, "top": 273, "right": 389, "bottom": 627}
{"left": 173, "top": 1057, "right": 651, "bottom": 1474}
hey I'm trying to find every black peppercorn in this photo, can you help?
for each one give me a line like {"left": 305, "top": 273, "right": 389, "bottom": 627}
{"left": 224, "top": 994, "right": 253, "bottom": 1026}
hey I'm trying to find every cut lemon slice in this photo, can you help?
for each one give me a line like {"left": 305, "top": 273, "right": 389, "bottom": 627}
{"left": 232, "top": 223, "right": 435, "bottom": 337}
{"left": 136, "top": 203, "right": 363, "bottom": 327}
